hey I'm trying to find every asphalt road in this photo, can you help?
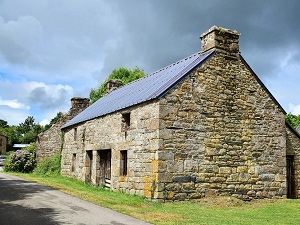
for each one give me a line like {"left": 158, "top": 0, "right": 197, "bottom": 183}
{"left": 0, "top": 172, "right": 152, "bottom": 225}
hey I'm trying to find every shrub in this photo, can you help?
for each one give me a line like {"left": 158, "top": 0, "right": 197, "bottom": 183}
{"left": 24, "top": 142, "right": 37, "bottom": 157}
{"left": 34, "top": 154, "right": 61, "bottom": 176}
{"left": 5, "top": 150, "right": 36, "bottom": 173}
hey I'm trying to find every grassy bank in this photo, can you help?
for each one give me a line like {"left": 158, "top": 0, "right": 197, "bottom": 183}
{"left": 8, "top": 172, "right": 300, "bottom": 225}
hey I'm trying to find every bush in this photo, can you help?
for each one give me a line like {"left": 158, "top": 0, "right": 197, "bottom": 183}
{"left": 24, "top": 142, "right": 37, "bottom": 157}
{"left": 34, "top": 154, "right": 61, "bottom": 176}
{"left": 5, "top": 150, "right": 36, "bottom": 173}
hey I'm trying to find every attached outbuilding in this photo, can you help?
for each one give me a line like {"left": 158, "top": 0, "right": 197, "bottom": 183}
{"left": 61, "top": 26, "right": 300, "bottom": 201}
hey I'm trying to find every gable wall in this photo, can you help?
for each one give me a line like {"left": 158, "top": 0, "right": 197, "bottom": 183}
{"left": 61, "top": 100, "right": 160, "bottom": 198}
{"left": 157, "top": 53, "right": 288, "bottom": 201}
{"left": 0, "top": 134, "right": 7, "bottom": 155}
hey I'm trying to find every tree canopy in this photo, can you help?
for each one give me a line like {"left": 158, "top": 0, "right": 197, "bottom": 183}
{"left": 89, "top": 67, "right": 145, "bottom": 104}
{"left": 0, "top": 116, "right": 44, "bottom": 151}
{"left": 285, "top": 113, "right": 300, "bottom": 129}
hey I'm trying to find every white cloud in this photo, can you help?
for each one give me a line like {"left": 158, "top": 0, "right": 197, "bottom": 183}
{"left": 0, "top": 98, "right": 30, "bottom": 110}
{"left": 39, "top": 119, "right": 50, "bottom": 126}
{"left": 288, "top": 103, "right": 300, "bottom": 115}
{"left": 0, "top": 105, "right": 29, "bottom": 125}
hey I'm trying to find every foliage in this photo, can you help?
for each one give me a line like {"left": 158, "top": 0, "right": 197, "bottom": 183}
{"left": 44, "top": 112, "right": 64, "bottom": 130}
{"left": 17, "top": 116, "right": 44, "bottom": 143}
{"left": 0, "top": 117, "right": 45, "bottom": 151}
{"left": 34, "top": 154, "right": 61, "bottom": 176}
{"left": 285, "top": 113, "right": 300, "bottom": 129}
{"left": 24, "top": 142, "right": 37, "bottom": 157}
{"left": 0, "top": 126, "right": 18, "bottom": 151}
{"left": 0, "top": 119, "right": 9, "bottom": 128}
{"left": 4, "top": 150, "right": 36, "bottom": 173}
{"left": 89, "top": 67, "right": 145, "bottom": 104}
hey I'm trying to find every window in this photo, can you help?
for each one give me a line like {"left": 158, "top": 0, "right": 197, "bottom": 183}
{"left": 120, "top": 150, "right": 127, "bottom": 176}
{"left": 122, "top": 113, "right": 130, "bottom": 132}
{"left": 71, "top": 153, "right": 76, "bottom": 172}
{"left": 74, "top": 128, "right": 77, "bottom": 140}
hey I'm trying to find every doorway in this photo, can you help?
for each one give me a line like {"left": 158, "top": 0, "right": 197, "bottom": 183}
{"left": 86, "top": 150, "right": 93, "bottom": 183}
{"left": 286, "top": 155, "right": 296, "bottom": 198}
{"left": 98, "top": 150, "right": 111, "bottom": 187}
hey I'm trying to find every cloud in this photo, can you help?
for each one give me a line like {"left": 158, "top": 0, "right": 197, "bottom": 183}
{"left": 0, "top": 0, "right": 300, "bottom": 124}
{"left": 0, "top": 98, "right": 30, "bottom": 110}
{"left": 27, "top": 82, "right": 73, "bottom": 110}
{"left": 288, "top": 104, "right": 300, "bottom": 115}
{"left": 0, "top": 105, "right": 29, "bottom": 126}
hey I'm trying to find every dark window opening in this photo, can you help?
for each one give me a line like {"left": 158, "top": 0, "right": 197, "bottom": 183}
{"left": 74, "top": 128, "right": 77, "bottom": 140}
{"left": 71, "top": 153, "right": 76, "bottom": 172}
{"left": 120, "top": 150, "right": 127, "bottom": 176}
{"left": 122, "top": 113, "right": 130, "bottom": 132}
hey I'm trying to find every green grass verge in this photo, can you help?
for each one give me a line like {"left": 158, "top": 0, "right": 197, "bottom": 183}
{"left": 8, "top": 172, "right": 300, "bottom": 225}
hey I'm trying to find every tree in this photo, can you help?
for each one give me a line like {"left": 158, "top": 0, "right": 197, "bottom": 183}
{"left": 285, "top": 113, "right": 300, "bottom": 129}
{"left": 16, "top": 116, "right": 43, "bottom": 144}
{"left": 89, "top": 67, "right": 145, "bottom": 104}
{"left": 0, "top": 119, "right": 8, "bottom": 128}
{"left": 44, "top": 112, "right": 64, "bottom": 130}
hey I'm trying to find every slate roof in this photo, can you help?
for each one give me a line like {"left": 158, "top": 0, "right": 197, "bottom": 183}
{"left": 62, "top": 50, "right": 215, "bottom": 129}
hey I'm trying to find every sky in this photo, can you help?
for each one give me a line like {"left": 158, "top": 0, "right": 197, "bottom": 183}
{"left": 0, "top": 0, "right": 299, "bottom": 126}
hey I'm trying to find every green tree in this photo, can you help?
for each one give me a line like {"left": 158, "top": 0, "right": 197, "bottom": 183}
{"left": 17, "top": 116, "right": 43, "bottom": 143}
{"left": 285, "top": 113, "right": 300, "bottom": 129}
{"left": 0, "top": 126, "right": 18, "bottom": 151}
{"left": 44, "top": 112, "right": 64, "bottom": 130}
{"left": 89, "top": 67, "right": 145, "bottom": 104}
{"left": 0, "top": 119, "right": 9, "bottom": 128}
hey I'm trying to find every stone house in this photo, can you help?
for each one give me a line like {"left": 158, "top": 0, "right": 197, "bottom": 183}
{"left": 36, "top": 97, "right": 89, "bottom": 161}
{"left": 61, "top": 26, "right": 300, "bottom": 201}
{"left": 0, "top": 132, "right": 7, "bottom": 155}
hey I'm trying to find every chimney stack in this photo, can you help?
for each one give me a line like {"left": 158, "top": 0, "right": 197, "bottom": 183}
{"left": 200, "top": 25, "right": 240, "bottom": 59}
{"left": 106, "top": 79, "right": 123, "bottom": 95}
{"left": 71, "top": 97, "right": 90, "bottom": 111}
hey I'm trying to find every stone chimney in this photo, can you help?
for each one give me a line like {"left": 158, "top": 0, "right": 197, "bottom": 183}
{"left": 200, "top": 25, "right": 240, "bottom": 59}
{"left": 106, "top": 79, "right": 123, "bottom": 95}
{"left": 70, "top": 97, "right": 90, "bottom": 114}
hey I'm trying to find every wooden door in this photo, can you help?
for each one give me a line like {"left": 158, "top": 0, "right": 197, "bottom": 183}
{"left": 86, "top": 151, "right": 93, "bottom": 183}
{"left": 286, "top": 155, "right": 296, "bottom": 198}
{"left": 99, "top": 150, "right": 111, "bottom": 184}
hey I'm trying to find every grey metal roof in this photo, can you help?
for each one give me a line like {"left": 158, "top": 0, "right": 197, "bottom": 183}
{"left": 62, "top": 50, "right": 214, "bottom": 129}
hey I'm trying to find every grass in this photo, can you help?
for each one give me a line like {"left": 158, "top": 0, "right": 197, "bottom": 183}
{"left": 7, "top": 172, "right": 300, "bottom": 225}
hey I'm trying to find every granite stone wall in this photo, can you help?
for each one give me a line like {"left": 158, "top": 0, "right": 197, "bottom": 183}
{"left": 61, "top": 101, "right": 161, "bottom": 198}
{"left": 36, "top": 97, "right": 89, "bottom": 161}
{"left": 157, "top": 52, "right": 288, "bottom": 201}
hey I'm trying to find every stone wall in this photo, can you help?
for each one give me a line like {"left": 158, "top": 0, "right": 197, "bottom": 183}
{"left": 36, "top": 97, "right": 89, "bottom": 161}
{"left": 157, "top": 51, "right": 287, "bottom": 201}
{"left": 0, "top": 133, "right": 7, "bottom": 155}
{"left": 286, "top": 125, "right": 300, "bottom": 198}
{"left": 61, "top": 101, "right": 160, "bottom": 198}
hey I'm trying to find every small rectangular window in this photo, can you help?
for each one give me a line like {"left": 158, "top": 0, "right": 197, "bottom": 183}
{"left": 71, "top": 153, "right": 76, "bottom": 172}
{"left": 120, "top": 150, "right": 127, "bottom": 176}
{"left": 74, "top": 128, "right": 77, "bottom": 140}
{"left": 122, "top": 113, "right": 130, "bottom": 132}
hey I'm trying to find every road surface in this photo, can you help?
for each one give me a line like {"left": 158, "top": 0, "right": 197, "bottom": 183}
{"left": 0, "top": 172, "right": 152, "bottom": 225}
